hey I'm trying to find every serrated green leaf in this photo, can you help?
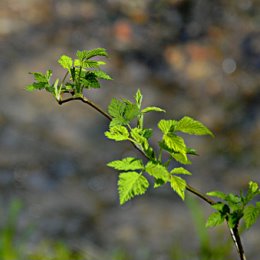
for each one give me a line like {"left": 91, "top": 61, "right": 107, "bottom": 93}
{"left": 171, "top": 153, "right": 191, "bottom": 165}
{"left": 171, "top": 167, "right": 192, "bottom": 175}
{"left": 170, "top": 175, "right": 187, "bottom": 200}
{"left": 108, "top": 98, "right": 125, "bottom": 118}
{"left": 107, "top": 157, "right": 144, "bottom": 171}
{"left": 105, "top": 125, "right": 129, "bottom": 141}
{"left": 58, "top": 55, "right": 73, "bottom": 70}
{"left": 226, "top": 193, "right": 241, "bottom": 204}
{"left": 76, "top": 50, "right": 87, "bottom": 61}
{"left": 29, "top": 72, "right": 47, "bottom": 82}
{"left": 206, "top": 212, "right": 225, "bottom": 228}
{"left": 85, "top": 48, "right": 108, "bottom": 59}
{"left": 159, "top": 141, "right": 191, "bottom": 165}
{"left": 108, "top": 98, "right": 139, "bottom": 126}
{"left": 243, "top": 204, "right": 260, "bottom": 229}
{"left": 206, "top": 191, "right": 227, "bottom": 200}
{"left": 164, "top": 134, "right": 187, "bottom": 154}
{"left": 158, "top": 119, "right": 177, "bottom": 135}
{"left": 131, "top": 128, "right": 151, "bottom": 152}
{"left": 145, "top": 161, "right": 170, "bottom": 182}
{"left": 141, "top": 106, "right": 166, "bottom": 113}
{"left": 118, "top": 172, "right": 149, "bottom": 205}
{"left": 92, "top": 70, "right": 112, "bottom": 80}
{"left": 124, "top": 103, "right": 140, "bottom": 122}
{"left": 80, "top": 72, "right": 100, "bottom": 88}
{"left": 82, "top": 60, "right": 105, "bottom": 69}
{"left": 175, "top": 116, "right": 214, "bottom": 137}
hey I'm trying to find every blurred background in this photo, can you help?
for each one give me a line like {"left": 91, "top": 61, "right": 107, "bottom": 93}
{"left": 0, "top": 0, "right": 259, "bottom": 259}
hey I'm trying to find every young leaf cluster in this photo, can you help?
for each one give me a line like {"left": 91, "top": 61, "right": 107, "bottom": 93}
{"left": 206, "top": 181, "right": 260, "bottom": 229}
{"left": 106, "top": 90, "right": 213, "bottom": 204}
{"left": 26, "top": 48, "right": 112, "bottom": 101}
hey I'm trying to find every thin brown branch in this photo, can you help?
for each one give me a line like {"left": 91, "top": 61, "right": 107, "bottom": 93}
{"left": 229, "top": 225, "right": 246, "bottom": 260}
{"left": 186, "top": 184, "right": 215, "bottom": 205}
{"left": 58, "top": 96, "right": 112, "bottom": 121}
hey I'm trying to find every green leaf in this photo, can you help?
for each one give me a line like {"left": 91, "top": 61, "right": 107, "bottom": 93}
{"left": 170, "top": 175, "right": 187, "bottom": 200}
{"left": 105, "top": 125, "right": 129, "bottom": 141}
{"left": 82, "top": 60, "right": 105, "bottom": 69}
{"left": 245, "top": 181, "right": 260, "bottom": 203}
{"left": 85, "top": 48, "right": 108, "bottom": 59}
{"left": 159, "top": 141, "right": 191, "bottom": 165}
{"left": 226, "top": 193, "right": 241, "bottom": 205}
{"left": 26, "top": 70, "right": 53, "bottom": 91}
{"left": 171, "top": 153, "right": 191, "bottom": 165}
{"left": 92, "top": 70, "right": 112, "bottom": 80}
{"left": 243, "top": 203, "right": 260, "bottom": 229}
{"left": 135, "top": 89, "right": 143, "bottom": 109}
{"left": 108, "top": 98, "right": 140, "bottom": 126}
{"left": 211, "top": 202, "right": 227, "bottom": 212}
{"left": 58, "top": 55, "right": 73, "bottom": 70}
{"left": 206, "top": 191, "right": 227, "bottom": 200}
{"left": 206, "top": 212, "right": 225, "bottom": 228}
{"left": 164, "top": 134, "right": 187, "bottom": 155}
{"left": 108, "top": 98, "right": 125, "bottom": 118}
{"left": 131, "top": 128, "right": 150, "bottom": 150}
{"left": 249, "top": 181, "right": 259, "bottom": 194}
{"left": 141, "top": 106, "right": 166, "bottom": 113}
{"left": 158, "top": 119, "right": 177, "bottom": 135}
{"left": 171, "top": 167, "right": 192, "bottom": 175}
{"left": 175, "top": 116, "right": 214, "bottom": 137}
{"left": 118, "top": 172, "right": 149, "bottom": 205}
{"left": 30, "top": 72, "right": 47, "bottom": 82}
{"left": 76, "top": 50, "right": 87, "bottom": 61}
{"left": 145, "top": 161, "right": 170, "bottom": 182}
{"left": 107, "top": 157, "right": 144, "bottom": 171}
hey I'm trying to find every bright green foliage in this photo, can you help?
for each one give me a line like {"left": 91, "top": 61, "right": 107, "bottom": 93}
{"left": 175, "top": 116, "right": 214, "bottom": 137}
{"left": 26, "top": 48, "right": 112, "bottom": 101}
{"left": 118, "top": 172, "right": 149, "bottom": 205}
{"left": 145, "top": 161, "right": 170, "bottom": 183}
{"left": 107, "top": 157, "right": 144, "bottom": 171}
{"left": 27, "top": 49, "right": 260, "bottom": 258}
{"left": 243, "top": 203, "right": 260, "bottom": 229}
{"left": 105, "top": 89, "right": 215, "bottom": 203}
{"left": 26, "top": 70, "right": 53, "bottom": 92}
{"left": 104, "top": 125, "right": 129, "bottom": 141}
{"left": 206, "top": 181, "right": 260, "bottom": 229}
{"left": 108, "top": 98, "right": 140, "bottom": 126}
{"left": 171, "top": 167, "right": 192, "bottom": 175}
{"left": 170, "top": 175, "right": 187, "bottom": 200}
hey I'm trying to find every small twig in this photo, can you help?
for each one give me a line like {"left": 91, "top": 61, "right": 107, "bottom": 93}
{"left": 229, "top": 225, "right": 246, "bottom": 260}
{"left": 186, "top": 184, "right": 215, "bottom": 205}
{"left": 58, "top": 96, "right": 112, "bottom": 121}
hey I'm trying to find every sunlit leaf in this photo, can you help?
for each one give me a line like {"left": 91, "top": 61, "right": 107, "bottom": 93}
{"left": 107, "top": 157, "right": 144, "bottom": 171}
{"left": 170, "top": 175, "right": 187, "bottom": 200}
{"left": 175, "top": 116, "right": 214, "bottom": 137}
{"left": 118, "top": 172, "right": 149, "bottom": 205}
